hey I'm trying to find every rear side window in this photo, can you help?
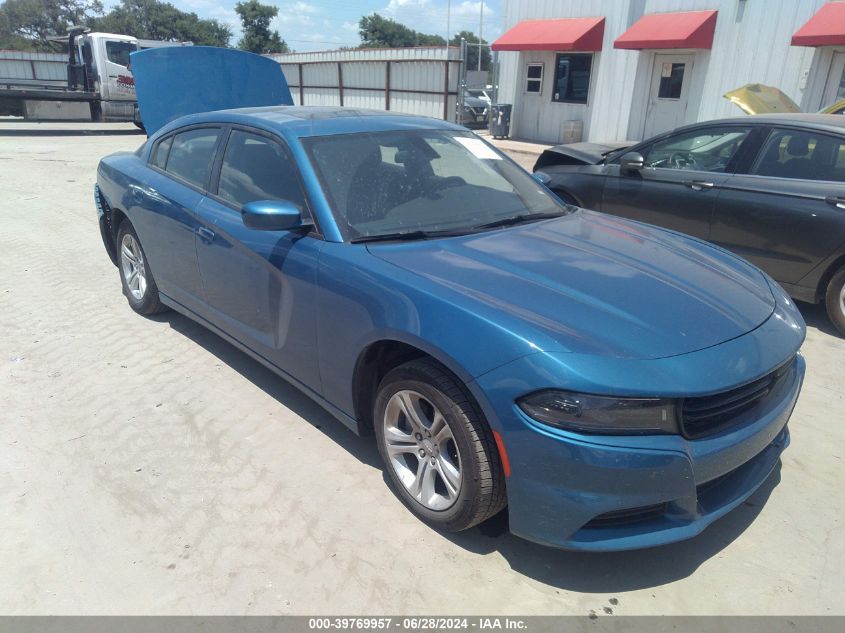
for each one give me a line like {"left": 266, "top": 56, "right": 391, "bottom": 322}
{"left": 217, "top": 130, "right": 307, "bottom": 211}
{"left": 165, "top": 128, "right": 220, "bottom": 189}
{"left": 151, "top": 136, "right": 172, "bottom": 169}
{"left": 751, "top": 128, "right": 845, "bottom": 182}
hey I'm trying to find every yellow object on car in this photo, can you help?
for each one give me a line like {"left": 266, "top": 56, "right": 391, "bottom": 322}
{"left": 820, "top": 99, "right": 845, "bottom": 115}
{"left": 723, "top": 84, "right": 801, "bottom": 115}
{"left": 724, "top": 83, "right": 845, "bottom": 115}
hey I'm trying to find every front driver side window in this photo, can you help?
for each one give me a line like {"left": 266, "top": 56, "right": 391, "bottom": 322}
{"left": 217, "top": 130, "right": 308, "bottom": 212}
{"left": 642, "top": 127, "right": 751, "bottom": 173}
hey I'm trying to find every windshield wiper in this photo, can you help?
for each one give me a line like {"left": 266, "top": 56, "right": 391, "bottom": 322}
{"left": 472, "top": 211, "right": 568, "bottom": 231}
{"left": 350, "top": 228, "right": 470, "bottom": 244}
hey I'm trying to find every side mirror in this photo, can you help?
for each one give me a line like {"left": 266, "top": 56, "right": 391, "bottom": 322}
{"left": 241, "top": 199, "right": 308, "bottom": 231}
{"left": 533, "top": 171, "right": 551, "bottom": 186}
{"left": 620, "top": 152, "right": 645, "bottom": 172}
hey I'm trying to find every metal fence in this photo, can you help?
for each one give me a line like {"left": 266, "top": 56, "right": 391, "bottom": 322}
{"left": 268, "top": 47, "right": 463, "bottom": 122}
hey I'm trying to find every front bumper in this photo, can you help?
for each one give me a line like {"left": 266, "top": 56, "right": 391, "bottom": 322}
{"left": 473, "top": 348, "right": 804, "bottom": 551}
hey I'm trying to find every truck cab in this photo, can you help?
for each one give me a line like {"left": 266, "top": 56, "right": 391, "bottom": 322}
{"left": 69, "top": 31, "right": 139, "bottom": 121}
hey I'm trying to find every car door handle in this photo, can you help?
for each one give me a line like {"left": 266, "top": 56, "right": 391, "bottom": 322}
{"left": 825, "top": 195, "right": 845, "bottom": 210}
{"left": 197, "top": 227, "right": 216, "bottom": 243}
{"left": 683, "top": 180, "right": 715, "bottom": 191}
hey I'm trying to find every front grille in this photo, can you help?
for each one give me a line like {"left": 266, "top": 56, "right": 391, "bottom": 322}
{"left": 681, "top": 357, "right": 795, "bottom": 439}
{"left": 584, "top": 503, "right": 668, "bottom": 528}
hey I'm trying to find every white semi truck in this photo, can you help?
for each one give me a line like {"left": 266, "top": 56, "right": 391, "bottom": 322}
{"left": 0, "top": 28, "right": 188, "bottom": 124}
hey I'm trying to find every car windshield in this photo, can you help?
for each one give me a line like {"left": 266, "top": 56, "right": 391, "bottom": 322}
{"left": 303, "top": 129, "right": 567, "bottom": 241}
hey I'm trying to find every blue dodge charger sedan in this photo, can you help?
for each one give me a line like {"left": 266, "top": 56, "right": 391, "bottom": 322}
{"left": 94, "top": 48, "right": 805, "bottom": 551}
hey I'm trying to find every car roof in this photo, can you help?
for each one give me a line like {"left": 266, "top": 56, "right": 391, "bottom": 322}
{"left": 675, "top": 113, "right": 845, "bottom": 135}
{"left": 155, "top": 106, "right": 466, "bottom": 140}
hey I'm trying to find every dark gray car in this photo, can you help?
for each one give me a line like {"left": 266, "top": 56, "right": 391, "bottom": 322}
{"left": 534, "top": 114, "right": 845, "bottom": 335}
{"left": 459, "top": 94, "right": 489, "bottom": 128}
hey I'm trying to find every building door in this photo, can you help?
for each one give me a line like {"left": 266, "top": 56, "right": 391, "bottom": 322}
{"left": 642, "top": 54, "right": 694, "bottom": 138}
{"left": 519, "top": 61, "right": 545, "bottom": 141}
{"left": 821, "top": 51, "right": 845, "bottom": 109}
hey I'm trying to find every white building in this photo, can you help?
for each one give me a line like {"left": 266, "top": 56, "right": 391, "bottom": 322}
{"left": 493, "top": 0, "right": 845, "bottom": 144}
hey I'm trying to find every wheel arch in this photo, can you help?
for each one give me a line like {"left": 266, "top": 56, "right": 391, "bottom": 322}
{"left": 351, "top": 337, "right": 479, "bottom": 432}
{"left": 96, "top": 185, "right": 129, "bottom": 266}
{"left": 549, "top": 185, "right": 583, "bottom": 207}
{"left": 816, "top": 253, "right": 845, "bottom": 302}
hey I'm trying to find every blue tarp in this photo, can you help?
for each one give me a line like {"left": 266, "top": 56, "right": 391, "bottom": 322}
{"left": 130, "top": 46, "right": 294, "bottom": 135}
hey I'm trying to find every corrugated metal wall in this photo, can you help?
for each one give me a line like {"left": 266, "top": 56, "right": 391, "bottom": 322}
{"left": 269, "top": 47, "right": 462, "bottom": 122}
{"left": 648, "top": 0, "right": 823, "bottom": 122}
{"left": 498, "top": 0, "right": 833, "bottom": 144}
{"left": 0, "top": 51, "right": 67, "bottom": 87}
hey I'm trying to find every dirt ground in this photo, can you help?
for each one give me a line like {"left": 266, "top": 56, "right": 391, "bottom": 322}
{"left": 1, "top": 122, "right": 843, "bottom": 615}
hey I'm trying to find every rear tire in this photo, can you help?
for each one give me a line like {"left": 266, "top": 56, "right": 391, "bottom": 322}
{"left": 374, "top": 359, "right": 506, "bottom": 532}
{"left": 116, "top": 220, "right": 168, "bottom": 316}
{"left": 825, "top": 265, "right": 845, "bottom": 336}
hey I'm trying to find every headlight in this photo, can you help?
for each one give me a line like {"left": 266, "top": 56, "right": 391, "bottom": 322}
{"left": 517, "top": 390, "right": 678, "bottom": 435}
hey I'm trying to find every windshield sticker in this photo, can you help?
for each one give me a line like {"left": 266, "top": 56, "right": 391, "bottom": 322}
{"left": 455, "top": 137, "right": 502, "bottom": 160}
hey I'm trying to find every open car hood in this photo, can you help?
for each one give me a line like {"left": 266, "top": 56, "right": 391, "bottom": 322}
{"left": 130, "top": 46, "right": 293, "bottom": 135}
{"left": 820, "top": 98, "right": 845, "bottom": 114}
{"left": 534, "top": 141, "right": 634, "bottom": 170}
{"left": 723, "top": 84, "right": 801, "bottom": 115}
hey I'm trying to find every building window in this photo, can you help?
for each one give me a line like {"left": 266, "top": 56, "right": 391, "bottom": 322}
{"left": 525, "top": 63, "right": 544, "bottom": 94}
{"left": 552, "top": 53, "right": 592, "bottom": 104}
{"left": 658, "top": 63, "right": 686, "bottom": 99}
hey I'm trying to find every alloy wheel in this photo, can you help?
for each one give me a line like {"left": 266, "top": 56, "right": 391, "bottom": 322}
{"left": 840, "top": 283, "right": 845, "bottom": 318}
{"left": 382, "top": 389, "right": 462, "bottom": 511}
{"left": 120, "top": 233, "right": 147, "bottom": 301}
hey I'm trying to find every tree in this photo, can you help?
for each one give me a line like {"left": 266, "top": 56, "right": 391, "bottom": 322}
{"left": 235, "top": 0, "right": 287, "bottom": 54}
{"left": 359, "top": 13, "right": 445, "bottom": 48}
{"left": 450, "top": 30, "right": 490, "bottom": 72}
{"left": 90, "top": 0, "right": 231, "bottom": 47}
{"left": 0, "top": 0, "right": 103, "bottom": 50}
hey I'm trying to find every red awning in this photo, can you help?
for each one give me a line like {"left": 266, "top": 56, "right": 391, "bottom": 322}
{"left": 792, "top": 2, "right": 845, "bottom": 47}
{"left": 614, "top": 10, "right": 718, "bottom": 50}
{"left": 492, "top": 17, "right": 605, "bottom": 52}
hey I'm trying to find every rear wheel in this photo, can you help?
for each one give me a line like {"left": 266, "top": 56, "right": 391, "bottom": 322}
{"left": 825, "top": 265, "right": 845, "bottom": 336}
{"left": 374, "top": 359, "right": 506, "bottom": 532}
{"left": 117, "top": 220, "right": 167, "bottom": 316}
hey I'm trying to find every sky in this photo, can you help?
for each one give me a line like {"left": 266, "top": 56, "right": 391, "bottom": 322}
{"left": 168, "top": 0, "right": 503, "bottom": 51}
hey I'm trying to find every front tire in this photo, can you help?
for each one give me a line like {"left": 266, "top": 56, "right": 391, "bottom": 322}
{"left": 116, "top": 220, "right": 167, "bottom": 316}
{"left": 825, "top": 265, "right": 845, "bottom": 336}
{"left": 374, "top": 359, "right": 506, "bottom": 532}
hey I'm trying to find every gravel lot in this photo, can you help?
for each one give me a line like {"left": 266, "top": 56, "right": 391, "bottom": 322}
{"left": 1, "top": 122, "right": 843, "bottom": 615}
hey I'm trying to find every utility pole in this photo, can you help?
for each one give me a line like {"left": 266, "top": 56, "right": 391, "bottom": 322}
{"left": 446, "top": 0, "right": 451, "bottom": 47}
{"left": 478, "top": 0, "right": 483, "bottom": 71}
